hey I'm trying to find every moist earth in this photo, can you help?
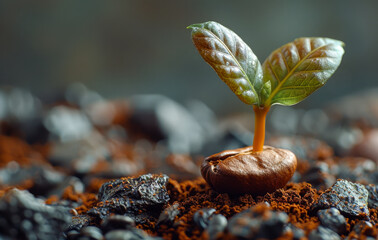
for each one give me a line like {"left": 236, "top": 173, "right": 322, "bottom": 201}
{"left": 0, "top": 86, "right": 377, "bottom": 240}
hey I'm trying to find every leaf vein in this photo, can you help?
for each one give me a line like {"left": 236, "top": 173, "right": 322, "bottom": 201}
{"left": 279, "top": 50, "right": 290, "bottom": 72}
{"left": 265, "top": 42, "right": 337, "bottom": 105}
{"left": 267, "top": 60, "right": 281, "bottom": 84}
{"left": 202, "top": 28, "right": 259, "bottom": 102}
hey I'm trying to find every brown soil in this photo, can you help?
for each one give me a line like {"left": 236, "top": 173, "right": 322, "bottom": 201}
{"left": 0, "top": 128, "right": 376, "bottom": 240}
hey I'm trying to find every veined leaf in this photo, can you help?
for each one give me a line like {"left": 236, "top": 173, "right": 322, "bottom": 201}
{"left": 188, "top": 21, "right": 263, "bottom": 105}
{"left": 262, "top": 37, "right": 345, "bottom": 106}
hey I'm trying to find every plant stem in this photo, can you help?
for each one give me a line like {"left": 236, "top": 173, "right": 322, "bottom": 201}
{"left": 252, "top": 105, "right": 270, "bottom": 152}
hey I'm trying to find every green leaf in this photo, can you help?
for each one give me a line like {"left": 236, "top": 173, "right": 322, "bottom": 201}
{"left": 261, "top": 80, "right": 271, "bottom": 102}
{"left": 188, "top": 21, "right": 263, "bottom": 105}
{"left": 262, "top": 37, "right": 345, "bottom": 106}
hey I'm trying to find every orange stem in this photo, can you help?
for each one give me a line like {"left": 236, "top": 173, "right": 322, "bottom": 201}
{"left": 252, "top": 105, "right": 270, "bottom": 152}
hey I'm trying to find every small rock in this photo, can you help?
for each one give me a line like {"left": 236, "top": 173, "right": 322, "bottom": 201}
{"left": 101, "top": 215, "right": 135, "bottom": 233}
{"left": 66, "top": 229, "right": 80, "bottom": 240}
{"left": 309, "top": 226, "right": 340, "bottom": 240}
{"left": 365, "top": 185, "right": 378, "bottom": 209}
{"left": 332, "top": 157, "right": 377, "bottom": 184}
{"left": 185, "top": 99, "right": 219, "bottom": 141}
{"left": 0, "top": 88, "right": 46, "bottom": 144}
{"left": 284, "top": 224, "right": 305, "bottom": 240}
{"left": 1, "top": 87, "right": 43, "bottom": 122}
{"left": 206, "top": 214, "right": 227, "bottom": 240}
{"left": 156, "top": 203, "right": 180, "bottom": 228}
{"left": 326, "top": 126, "right": 363, "bottom": 156}
{"left": 301, "top": 162, "right": 336, "bottom": 190}
{"left": 0, "top": 189, "right": 71, "bottom": 240}
{"left": 65, "top": 215, "right": 92, "bottom": 232}
{"left": 98, "top": 173, "right": 169, "bottom": 204}
{"left": 80, "top": 226, "right": 103, "bottom": 240}
{"left": 49, "top": 130, "right": 110, "bottom": 172}
{"left": 193, "top": 208, "right": 216, "bottom": 229}
{"left": 104, "top": 229, "right": 160, "bottom": 240}
{"left": 50, "top": 130, "right": 143, "bottom": 178}
{"left": 0, "top": 164, "right": 67, "bottom": 197}
{"left": 317, "top": 208, "right": 346, "bottom": 234}
{"left": 89, "top": 174, "right": 170, "bottom": 223}
{"left": 312, "top": 179, "right": 369, "bottom": 219}
{"left": 129, "top": 95, "right": 205, "bottom": 153}
{"left": 227, "top": 203, "right": 288, "bottom": 239}
{"left": 44, "top": 106, "right": 93, "bottom": 142}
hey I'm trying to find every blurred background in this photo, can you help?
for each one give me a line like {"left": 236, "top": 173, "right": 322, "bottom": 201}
{"left": 0, "top": 0, "right": 377, "bottom": 201}
{"left": 0, "top": 0, "right": 377, "bottom": 114}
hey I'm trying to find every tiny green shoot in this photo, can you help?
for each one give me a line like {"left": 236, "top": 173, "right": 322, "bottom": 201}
{"left": 188, "top": 21, "right": 344, "bottom": 152}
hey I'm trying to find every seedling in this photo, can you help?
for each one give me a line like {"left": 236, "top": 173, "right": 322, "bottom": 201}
{"left": 188, "top": 21, "right": 344, "bottom": 194}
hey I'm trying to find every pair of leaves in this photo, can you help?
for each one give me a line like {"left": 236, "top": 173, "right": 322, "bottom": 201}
{"left": 188, "top": 21, "right": 345, "bottom": 107}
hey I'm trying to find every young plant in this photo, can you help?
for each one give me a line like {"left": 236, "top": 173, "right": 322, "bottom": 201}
{"left": 188, "top": 21, "right": 344, "bottom": 194}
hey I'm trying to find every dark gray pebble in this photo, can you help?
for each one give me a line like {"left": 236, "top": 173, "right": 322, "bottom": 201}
{"left": 98, "top": 173, "right": 169, "bottom": 204}
{"left": 66, "top": 230, "right": 80, "bottom": 240}
{"left": 283, "top": 224, "right": 305, "bottom": 240}
{"left": 227, "top": 204, "right": 288, "bottom": 239}
{"left": 206, "top": 214, "right": 227, "bottom": 240}
{"left": 156, "top": 203, "right": 180, "bottom": 228}
{"left": 365, "top": 184, "right": 378, "bottom": 209}
{"left": 79, "top": 226, "right": 103, "bottom": 240}
{"left": 104, "top": 229, "right": 160, "bottom": 240}
{"left": 300, "top": 162, "right": 336, "bottom": 190}
{"left": 88, "top": 174, "right": 170, "bottom": 224}
{"left": 65, "top": 215, "right": 92, "bottom": 233}
{"left": 308, "top": 226, "right": 340, "bottom": 240}
{"left": 317, "top": 208, "right": 346, "bottom": 234}
{"left": 44, "top": 106, "right": 93, "bottom": 142}
{"left": 0, "top": 189, "right": 71, "bottom": 240}
{"left": 193, "top": 208, "right": 216, "bottom": 229}
{"left": 312, "top": 179, "right": 369, "bottom": 219}
{"left": 101, "top": 215, "right": 135, "bottom": 233}
{"left": 129, "top": 95, "right": 205, "bottom": 154}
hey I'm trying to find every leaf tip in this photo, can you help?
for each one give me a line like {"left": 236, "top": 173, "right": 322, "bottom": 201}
{"left": 330, "top": 38, "right": 345, "bottom": 48}
{"left": 186, "top": 23, "right": 201, "bottom": 30}
{"left": 187, "top": 21, "right": 220, "bottom": 30}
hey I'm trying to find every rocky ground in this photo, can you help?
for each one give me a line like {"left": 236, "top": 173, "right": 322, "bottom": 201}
{"left": 0, "top": 84, "right": 377, "bottom": 239}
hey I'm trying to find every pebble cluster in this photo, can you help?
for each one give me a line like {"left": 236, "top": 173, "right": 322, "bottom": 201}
{"left": 0, "top": 84, "right": 377, "bottom": 239}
